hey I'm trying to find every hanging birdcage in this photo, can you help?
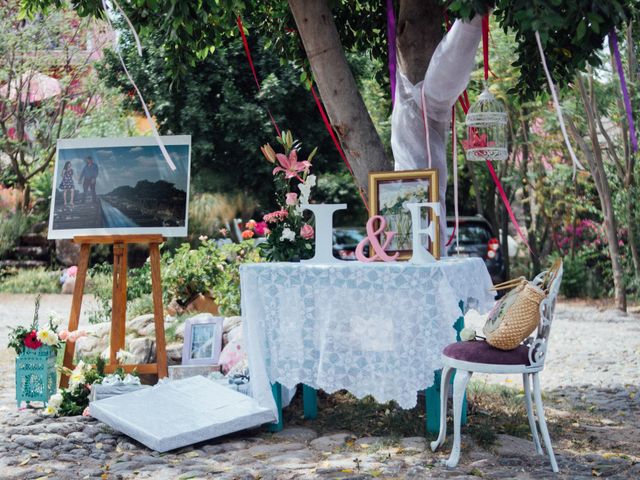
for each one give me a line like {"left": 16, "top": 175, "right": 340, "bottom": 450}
{"left": 465, "top": 86, "right": 508, "bottom": 161}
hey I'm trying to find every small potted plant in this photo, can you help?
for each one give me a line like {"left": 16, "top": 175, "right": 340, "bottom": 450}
{"left": 162, "top": 238, "right": 225, "bottom": 314}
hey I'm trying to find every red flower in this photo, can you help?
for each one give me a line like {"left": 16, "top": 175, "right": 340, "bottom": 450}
{"left": 24, "top": 330, "right": 42, "bottom": 350}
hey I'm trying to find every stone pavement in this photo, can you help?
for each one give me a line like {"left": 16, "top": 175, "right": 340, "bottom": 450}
{"left": 0, "top": 295, "right": 639, "bottom": 479}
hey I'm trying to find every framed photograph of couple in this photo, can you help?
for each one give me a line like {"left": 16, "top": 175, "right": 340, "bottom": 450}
{"left": 47, "top": 136, "right": 191, "bottom": 239}
{"left": 368, "top": 169, "right": 440, "bottom": 260}
{"left": 182, "top": 316, "right": 224, "bottom": 366}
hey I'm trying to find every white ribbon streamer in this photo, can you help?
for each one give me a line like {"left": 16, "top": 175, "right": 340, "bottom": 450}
{"left": 534, "top": 31, "right": 584, "bottom": 177}
{"left": 101, "top": 0, "right": 176, "bottom": 171}
{"left": 420, "top": 83, "right": 433, "bottom": 169}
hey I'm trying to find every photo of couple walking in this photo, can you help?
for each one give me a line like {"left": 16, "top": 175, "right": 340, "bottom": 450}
{"left": 48, "top": 136, "right": 191, "bottom": 239}
{"left": 58, "top": 156, "right": 99, "bottom": 208}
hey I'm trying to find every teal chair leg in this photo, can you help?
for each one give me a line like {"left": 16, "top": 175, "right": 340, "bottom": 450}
{"left": 268, "top": 382, "right": 284, "bottom": 432}
{"left": 426, "top": 300, "right": 469, "bottom": 434}
{"left": 425, "top": 370, "right": 441, "bottom": 434}
{"left": 302, "top": 384, "right": 317, "bottom": 419}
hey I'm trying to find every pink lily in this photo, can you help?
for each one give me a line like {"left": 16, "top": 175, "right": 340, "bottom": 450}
{"left": 273, "top": 150, "right": 310, "bottom": 181}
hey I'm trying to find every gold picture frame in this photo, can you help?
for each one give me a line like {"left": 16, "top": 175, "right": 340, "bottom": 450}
{"left": 368, "top": 169, "right": 440, "bottom": 260}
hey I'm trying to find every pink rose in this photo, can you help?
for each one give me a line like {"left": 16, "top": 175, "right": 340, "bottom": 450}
{"left": 67, "top": 331, "right": 78, "bottom": 343}
{"left": 58, "top": 329, "right": 69, "bottom": 341}
{"left": 68, "top": 266, "right": 78, "bottom": 277}
{"left": 82, "top": 406, "right": 91, "bottom": 417}
{"left": 285, "top": 192, "right": 298, "bottom": 206}
{"left": 300, "top": 224, "right": 314, "bottom": 240}
{"left": 254, "top": 221, "right": 268, "bottom": 236}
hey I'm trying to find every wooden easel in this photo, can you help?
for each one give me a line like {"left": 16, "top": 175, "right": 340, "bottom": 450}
{"left": 60, "top": 234, "right": 168, "bottom": 387}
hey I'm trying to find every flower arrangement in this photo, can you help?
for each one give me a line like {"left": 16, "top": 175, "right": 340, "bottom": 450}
{"left": 259, "top": 131, "right": 317, "bottom": 262}
{"left": 237, "top": 219, "right": 269, "bottom": 240}
{"left": 47, "top": 352, "right": 139, "bottom": 417}
{"left": 8, "top": 296, "right": 65, "bottom": 355}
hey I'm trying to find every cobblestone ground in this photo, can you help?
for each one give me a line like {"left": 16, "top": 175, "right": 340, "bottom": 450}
{"left": 0, "top": 295, "right": 639, "bottom": 479}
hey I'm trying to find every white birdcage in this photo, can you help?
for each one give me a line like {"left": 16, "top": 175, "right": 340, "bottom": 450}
{"left": 465, "top": 86, "right": 508, "bottom": 161}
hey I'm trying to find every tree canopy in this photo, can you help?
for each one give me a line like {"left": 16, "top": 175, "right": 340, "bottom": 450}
{"left": 20, "top": 1, "right": 637, "bottom": 100}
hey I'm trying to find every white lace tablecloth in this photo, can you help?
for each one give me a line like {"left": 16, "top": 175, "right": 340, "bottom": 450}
{"left": 240, "top": 257, "right": 495, "bottom": 418}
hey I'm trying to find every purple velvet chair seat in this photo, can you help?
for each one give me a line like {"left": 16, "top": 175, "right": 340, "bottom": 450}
{"left": 443, "top": 340, "right": 530, "bottom": 366}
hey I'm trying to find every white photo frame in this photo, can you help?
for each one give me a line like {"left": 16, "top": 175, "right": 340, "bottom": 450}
{"left": 47, "top": 135, "right": 191, "bottom": 239}
{"left": 182, "top": 316, "right": 224, "bottom": 366}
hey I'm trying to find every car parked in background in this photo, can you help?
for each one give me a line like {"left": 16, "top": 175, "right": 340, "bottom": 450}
{"left": 446, "top": 216, "right": 506, "bottom": 284}
{"left": 333, "top": 227, "right": 367, "bottom": 260}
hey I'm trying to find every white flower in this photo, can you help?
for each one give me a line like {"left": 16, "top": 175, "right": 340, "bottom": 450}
{"left": 305, "top": 174, "right": 317, "bottom": 188}
{"left": 69, "top": 370, "right": 86, "bottom": 389}
{"left": 48, "top": 310, "right": 64, "bottom": 327}
{"left": 116, "top": 349, "right": 134, "bottom": 364}
{"left": 48, "top": 393, "right": 63, "bottom": 408}
{"left": 297, "top": 174, "right": 317, "bottom": 212}
{"left": 43, "top": 405, "right": 58, "bottom": 416}
{"left": 280, "top": 227, "right": 296, "bottom": 242}
{"left": 37, "top": 327, "right": 59, "bottom": 346}
{"left": 460, "top": 328, "right": 476, "bottom": 342}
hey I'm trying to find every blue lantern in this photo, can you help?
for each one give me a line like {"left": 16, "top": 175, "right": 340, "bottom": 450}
{"left": 15, "top": 345, "right": 57, "bottom": 407}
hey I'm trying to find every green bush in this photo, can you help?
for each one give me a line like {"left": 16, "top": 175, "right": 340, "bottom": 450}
{"left": 0, "top": 268, "right": 59, "bottom": 293}
{"left": 0, "top": 212, "right": 31, "bottom": 258}
{"left": 211, "top": 241, "right": 262, "bottom": 316}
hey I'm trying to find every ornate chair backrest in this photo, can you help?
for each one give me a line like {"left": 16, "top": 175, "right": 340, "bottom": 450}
{"left": 527, "top": 261, "right": 563, "bottom": 368}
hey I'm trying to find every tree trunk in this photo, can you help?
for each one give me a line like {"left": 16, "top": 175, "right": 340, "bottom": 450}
{"left": 519, "top": 119, "right": 541, "bottom": 274}
{"left": 569, "top": 77, "right": 627, "bottom": 312}
{"left": 396, "top": 0, "right": 443, "bottom": 84}
{"left": 627, "top": 197, "right": 640, "bottom": 277}
{"left": 288, "top": 0, "right": 392, "bottom": 194}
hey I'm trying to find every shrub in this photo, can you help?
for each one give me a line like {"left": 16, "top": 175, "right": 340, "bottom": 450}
{"left": 0, "top": 211, "right": 31, "bottom": 258}
{"left": 211, "top": 240, "right": 262, "bottom": 316}
{"left": 0, "top": 268, "right": 59, "bottom": 293}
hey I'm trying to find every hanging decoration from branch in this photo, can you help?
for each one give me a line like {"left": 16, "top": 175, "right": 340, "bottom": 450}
{"left": 100, "top": 0, "right": 176, "bottom": 171}
{"left": 534, "top": 31, "right": 584, "bottom": 177}
{"left": 464, "top": 15, "right": 508, "bottom": 163}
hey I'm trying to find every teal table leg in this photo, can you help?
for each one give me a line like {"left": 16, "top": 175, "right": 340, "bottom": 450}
{"left": 454, "top": 300, "right": 468, "bottom": 426}
{"left": 268, "top": 382, "right": 284, "bottom": 432}
{"left": 302, "top": 384, "right": 317, "bottom": 419}
{"left": 425, "top": 370, "right": 442, "bottom": 434}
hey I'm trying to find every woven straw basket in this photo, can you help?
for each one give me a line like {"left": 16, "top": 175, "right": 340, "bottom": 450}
{"left": 483, "top": 282, "right": 545, "bottom": 350}
{"left": 483, "top": 261, "right": 561, "bottom": 351}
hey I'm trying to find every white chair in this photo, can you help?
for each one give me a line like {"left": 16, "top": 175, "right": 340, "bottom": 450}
{"left": 430, "top": 263, "right": 563, "bottom": 473}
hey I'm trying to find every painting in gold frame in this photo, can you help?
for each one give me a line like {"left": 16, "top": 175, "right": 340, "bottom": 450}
{"left": 368, "top": 169, "right": 440, "bottom": 260}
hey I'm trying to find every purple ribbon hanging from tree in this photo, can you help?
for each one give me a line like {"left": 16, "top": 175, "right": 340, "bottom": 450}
{"left": 610, "top": 29, "right": 638, "bottom": 153}
{"left": 386, "top": 0, "right": 397, "bottom": 105}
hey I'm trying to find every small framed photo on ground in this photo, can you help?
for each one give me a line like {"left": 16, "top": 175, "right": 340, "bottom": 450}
{"left": 368, "top": 169, "right": 440, "bottom": 260}
{"left": 182, "top": 316, "right": 223, "bottom": 366}
{"left": 47, "top": 135, "right": 191, "bottom": 239}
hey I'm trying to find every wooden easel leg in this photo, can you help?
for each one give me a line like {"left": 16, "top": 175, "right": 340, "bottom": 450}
{"left": 60, "top": 243, "right": 91, "bottom": 388}
{"left": 109, "top": 243, "right": 128, "bottom": 370}
{"left": 149, "top": 243, "right": 168, "bottom": 379}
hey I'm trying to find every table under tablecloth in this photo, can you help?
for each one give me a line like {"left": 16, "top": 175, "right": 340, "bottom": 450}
{"left": 240, "top": 257, "right": 495, "bottom": 419}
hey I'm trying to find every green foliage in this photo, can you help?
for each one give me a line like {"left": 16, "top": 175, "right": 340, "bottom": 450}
{"left": 1, "top": 2, "right": 129, "bottom": 204}
{"left": 448, "top": 0, "right": 636, "bottom": 99}
{"left": 96, "top": 24, "right": 349, "bottom": 209}
{"left": 161, "top": 239, "right": 225, "bottom": 306}
{"left": 212, "top": 240, "right": 262, "bottom": 316}
{"left": 0, "top": 211, "right": 31, "bottom": 258}
{"left": 86, "top": 263, "right": 113, "bottom": 323}
{"left": 0, "top": 267, "right": 59, "bottom": 294}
